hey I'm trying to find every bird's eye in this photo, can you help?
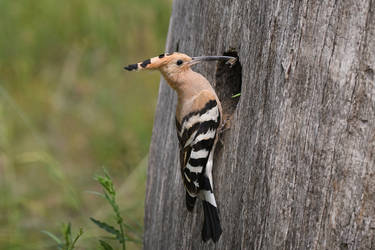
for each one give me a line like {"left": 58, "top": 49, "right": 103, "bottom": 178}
{"left": 176, "top": 60, "right": 183, "bottom": 66}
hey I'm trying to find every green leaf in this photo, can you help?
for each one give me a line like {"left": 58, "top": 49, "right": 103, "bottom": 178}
{"left": 99, "top": 240, "right": 114, "bottom": 250}
{"left": 41, "top": 230, "right": 63, "bottom": 245}
{"left": 69, "top": 228, "right": 84, "bottom": 250}
{"left": 94, "top": 168, "right": 116, "bottom": 197}
{"left": 232, "top": 93, "right": 241, "bottom": 98}
{"left": 90, "top": 217, "right": 120, "bottom": 237}
{"left": 63, "top": 222, "right": 72, "bottom": 246}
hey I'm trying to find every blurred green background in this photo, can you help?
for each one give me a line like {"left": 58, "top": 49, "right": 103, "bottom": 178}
{"left": 0, "top": 0, "right": 172, "bottom": 249}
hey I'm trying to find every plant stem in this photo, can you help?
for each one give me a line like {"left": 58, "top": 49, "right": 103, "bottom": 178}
{"left": 119, "top": 221, "right": 126, "bottom": 250}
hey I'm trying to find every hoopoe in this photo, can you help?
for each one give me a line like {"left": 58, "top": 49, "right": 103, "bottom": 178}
{"left": 125, "top": 52, "right": 236, "bottom": 242}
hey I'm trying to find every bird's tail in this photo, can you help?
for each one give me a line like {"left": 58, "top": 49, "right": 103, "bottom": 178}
{"left": 201, "top": 191, "right": 222, "bottom": 242}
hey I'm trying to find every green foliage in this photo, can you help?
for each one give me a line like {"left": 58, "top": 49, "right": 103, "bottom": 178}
{"left": 42, "top": 170, "right": 142, "bottom": 249}
{"left": 90, "top": 218, "right": 122, "bottom": 241}
{"left": 100, "top": 240, "right": 114, "bottom": 250}
{"left": 90, "top": 169, "right": 142, "bottom": 249}
{"left": 41, "top": 230, "right": 63, "bottom": 246}
{"left": 42, "top": 223, "right": 83, "bottom": 250}
{"left": 62, "top": 224, "right": 84, "bottom": 250}
{"left": 232, "top": 93, "right": 241, "bottom": 98}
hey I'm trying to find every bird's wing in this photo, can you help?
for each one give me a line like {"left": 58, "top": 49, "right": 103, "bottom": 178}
{"left": 176, "top": 91, "right": 221, "bottom": 196}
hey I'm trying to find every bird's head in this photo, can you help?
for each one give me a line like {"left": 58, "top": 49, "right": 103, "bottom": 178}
{"left": 124, "top": 52, "right": 236, "bottom": 79}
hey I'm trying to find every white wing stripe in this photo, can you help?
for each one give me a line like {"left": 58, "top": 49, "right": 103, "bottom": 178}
{"left": 186, "top": 163, "right": 203, "bottom": 173}
{"left": 180, "top": 106, "right": 218, "bottom": 136}
{"left": 199, "top": 106, "right": 219, "bottom": 123}
{"left": 184, "top": 131, "right": 197, "bottom": 148}
{"left": 190, "top": 149, "right": 209, "bottom": 159}
{"left": 195, "top": 129, "right": 216, "bottom": 142}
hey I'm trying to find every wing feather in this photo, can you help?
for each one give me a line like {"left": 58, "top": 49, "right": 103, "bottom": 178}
{"left": 176, "top": 95, "right": 220, "bottom": 197}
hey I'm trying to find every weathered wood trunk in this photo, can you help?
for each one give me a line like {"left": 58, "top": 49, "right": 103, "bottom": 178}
{"left": 144, "top": 0, "right": 375, "bottom": 249}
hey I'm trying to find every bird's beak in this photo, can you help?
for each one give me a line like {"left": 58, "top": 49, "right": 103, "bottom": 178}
{"left": 189, "top": 56, "right": 237, "bottom": 67}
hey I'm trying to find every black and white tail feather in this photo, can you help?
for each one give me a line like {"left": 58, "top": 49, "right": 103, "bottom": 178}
{"left": 176, "top": 99, "right": 222, "bottom": 243}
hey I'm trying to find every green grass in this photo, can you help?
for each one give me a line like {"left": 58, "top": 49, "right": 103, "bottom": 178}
{"left": 42, "top": 223, "right": 84, "bottom": 250}
{"left": 42, "top": 169, "right": 142, "bottom": 249}
{"left": 0, "top": 0, "right": 171, "bottom": 249}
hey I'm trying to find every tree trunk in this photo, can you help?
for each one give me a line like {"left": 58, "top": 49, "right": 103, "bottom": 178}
{"left": 144, "top": 0, "right": 375, "bottom": 249}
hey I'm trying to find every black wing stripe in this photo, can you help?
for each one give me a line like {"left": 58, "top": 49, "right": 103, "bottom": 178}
{"left": 181, "top": 122, "right": 199, "bottom": 146}
{"left": 184, "top": 168, "right": 198, "bottom": 180}
{"left": 189, "top": 157, "right": 207, "bottom": 167}
{"left": 175, "top": 118, "right": 182, "bottom": 132}
{"left": 184, "top": 169, "right": 200, "bottom": 191}
{"left": 197, "top": 120, "right": 220, "bottom": 135}
{"left": 193, "top": 138, "right": 215, "bottom": 151}
{"left": 181, "top": 119, "right": 219, "bottom": 148}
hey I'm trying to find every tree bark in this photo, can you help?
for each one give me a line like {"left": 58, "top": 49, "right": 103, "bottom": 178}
{"left": 144, "top": 0, "right": 375, "bottom": 249}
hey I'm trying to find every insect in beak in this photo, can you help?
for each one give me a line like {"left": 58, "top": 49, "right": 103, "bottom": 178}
{"left": 189, "top": 56, "right": 237, "bottom": 67}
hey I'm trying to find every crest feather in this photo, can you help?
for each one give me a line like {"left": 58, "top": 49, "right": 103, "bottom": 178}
{"left": 124, "top": 52, "right": 177, "bottom": 71}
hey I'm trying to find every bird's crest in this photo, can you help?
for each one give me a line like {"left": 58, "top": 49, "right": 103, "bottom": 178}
{"left": 124, "top": 52, "right": 183, "bottom": 71}
{"left": 124, "top": 52, "right": 237, "bottom": 72}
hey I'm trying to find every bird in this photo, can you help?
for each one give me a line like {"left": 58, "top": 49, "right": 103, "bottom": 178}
{"left": 124, "top": 52, "right": 236, "bottom": 243}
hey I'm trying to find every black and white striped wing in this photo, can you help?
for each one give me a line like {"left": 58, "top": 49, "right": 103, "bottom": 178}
{"left": 176, "top": 100, "right": 220, "bottom": 197}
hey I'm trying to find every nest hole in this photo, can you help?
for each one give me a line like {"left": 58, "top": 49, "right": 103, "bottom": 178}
{"left": 215, "top": 50, "right": 242, "bottom": 118}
